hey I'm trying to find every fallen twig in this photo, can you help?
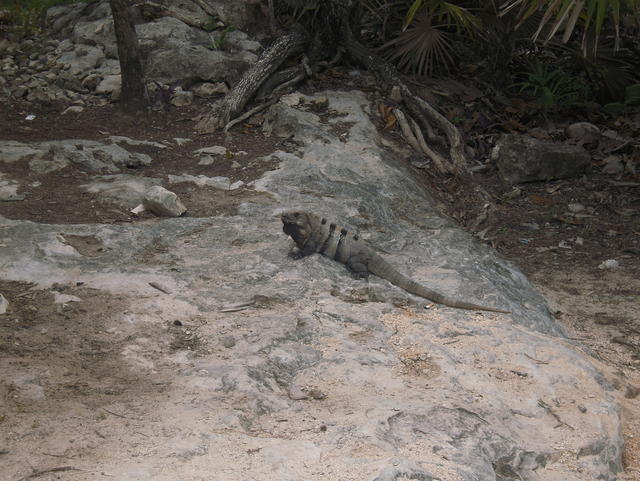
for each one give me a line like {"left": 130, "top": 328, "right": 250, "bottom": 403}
{"left": 17, "top": 466, "right": 79, "bottom": 481}
{"left": 224, "top": 98, "right": 278, "bottom": 132}
{"left": 148, "top": 282, "right": 171, "bottom": 294}
{"left": 538, "top": 399, "right": 574, "bottom": 430}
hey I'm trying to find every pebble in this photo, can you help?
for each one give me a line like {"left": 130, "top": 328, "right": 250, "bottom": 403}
{"left": 598, "top": 259, "right": 619, "bottom": 270}
{"left": 568, "top": 203, "right": 585, "bottom": 213}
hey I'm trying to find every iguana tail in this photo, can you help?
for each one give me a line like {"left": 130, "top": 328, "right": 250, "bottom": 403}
{"left": 368, "top": 257, "right": 510, "bottom": 313}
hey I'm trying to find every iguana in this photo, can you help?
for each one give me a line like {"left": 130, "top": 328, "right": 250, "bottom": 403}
{"left": 281, "top": 211, "right": 510, "bottom": 313}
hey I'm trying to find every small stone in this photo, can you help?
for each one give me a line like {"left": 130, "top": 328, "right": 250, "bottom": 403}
{"left": 0, "top": 181, "right": 24, "bottom": 201}
{"left": 221, "top": 335, "right": 236, "bottom": 348}
{"left": 280, "top": 93, "right": 305, "bottom": 106}
{"left": 568, "top": 203, "right": 585, "bottom": 213}
{"left": 598, "top": 259, "right": 619, "bottom": 270}
{"left": 389, "top": 86, "right": 402, "bottom": 103}
{"left": 170, "top": 87, "right": 193, "bottom": 107}
{"left": 193, "top": 145, "right": 227, "bottom": 156}
{"left": 62, "top": 105, "right": 84, "bottom": 114}
{"left": 565, "top": 122, "right": 600, "bottom": 142}
{"left": 0, "top": 293, "right": 8, "bottom": 314}
{"left": 602, "top": 155, "right": 624, "bottom": 175}
{"left": 81, "top": 73, "right": 102, "bottom": 90}
{"left": 520, "top": 222, "right": 540, "bottom": 231}
{"left": 625, "top": 385, "right": 639, "bottom": 399}
{"left": 288, "top": 385, "right": 309, "bottom": 400}
{"left": 197, "top": 155, "right": 215, "bottom": 166}
{"left": 130, "top": 203, "right": 146, "bottom": 215}
{"left": 308, "top": 389, "right": 326, "bottom": 400}
{"left": 143, "top": 186, "right": 187, "bottom": 217}
{"left": 192, "top": 82, "right": 228, "bottom": 98}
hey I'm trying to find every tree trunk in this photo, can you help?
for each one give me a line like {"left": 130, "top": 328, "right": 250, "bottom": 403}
{"left": 196, "top": 24, "right": 308, "bottom": 133}
{"left": 109, "top": 0, "right": 145, "bottom": 109}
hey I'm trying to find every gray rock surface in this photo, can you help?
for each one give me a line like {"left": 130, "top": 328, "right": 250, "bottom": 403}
{"left": 0, "top": 91, "right": 622, "bottom": 481}
{"left": 494, "top": 134, "right": 591, "bottom": 184}
{"left": 0, "top": 138, "right": 154, "bottom": 173}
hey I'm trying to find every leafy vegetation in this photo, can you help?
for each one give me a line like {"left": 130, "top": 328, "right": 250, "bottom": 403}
{"left": 511, "top": 57, "right": 590, "bottom": 113}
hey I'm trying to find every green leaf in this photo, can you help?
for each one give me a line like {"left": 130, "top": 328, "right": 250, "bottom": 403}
{"left": 603, "top": 102, "right": 625, "bottom": 113}
{"left": 625, "top": 84, "right": 640, "bottom": 104}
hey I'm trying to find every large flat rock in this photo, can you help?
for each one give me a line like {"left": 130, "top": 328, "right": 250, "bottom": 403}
{"left": 0, "top": 91, "right": 622, "bottom": 481}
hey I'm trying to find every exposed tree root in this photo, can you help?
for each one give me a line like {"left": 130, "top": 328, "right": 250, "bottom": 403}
{"left": 339, "top": 20, "right": 469, "bottom": 175}
{"left": 196, "top": 24, "right": 308, "bottom": 133}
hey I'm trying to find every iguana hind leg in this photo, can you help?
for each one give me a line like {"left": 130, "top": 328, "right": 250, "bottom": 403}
{"left": 346, "top": 255, "right": 369, "bottom": 279}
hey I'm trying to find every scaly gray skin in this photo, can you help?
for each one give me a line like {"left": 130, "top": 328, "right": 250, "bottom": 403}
{"left": 281, "top": 211, "right": 510, "bottom": 313}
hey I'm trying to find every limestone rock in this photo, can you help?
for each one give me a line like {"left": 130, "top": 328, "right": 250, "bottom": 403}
{"left": 170, "top": 86, "right": 193, "bottom": 107}
{"left": 62, "top": 105, "right": 84, "bottom": 114}
{"left": 192, "top": 82, "right": 229, "bottom": 98}
{"left": 56, "top": 45, "right": 106, "bottom": 76}
{"left": 95, "top": 74, "right": 121, "bottom": 100}
{"left": 493, "top": 134, "right": 591, "bottom": 184}
{"left": 82, "top": 174, "right": 161, "bottom": 209}
{"left": 0, "top": 176, "right": 24, "bottom": 201}
{"left": 565, "top": 122, "right": 600, "bottom": 143}
{"left": 0, "top": 139, "right": 153, "bottom": 174}
{"left": 143, "top": 186, "right": 187, "bottom": 217}
{"left": 0, "top": 293, "right": 7, "bottom": 314}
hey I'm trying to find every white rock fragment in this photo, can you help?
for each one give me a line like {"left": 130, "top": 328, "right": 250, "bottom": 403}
{"left": 598, "top": 259, "right": 619, "bottom": 270}
{"left": 280, "top": 93, "right": 305, "bottom": 106}
{"left": 130, "top": 203, "right": 146, "bottom": 215}
{"left": 143, "top": 186, "right": 186, "bottom": 217}
{"left": 53, "top": 292, "right": 83, "bottom": 304}
{"left": 170, "top": 86, "right": 193, "bottom": 107}
{"left": 197, "top": 155, "right": 215, "bottom": 166}
{"left": 0, "top": 178, "right": 24, "bottom": 201}
{"left": 173, "top": 137, "right": 191, "bottom": 146}
{"left": 568, "top": 203, "right": 585, "bottom": 213}
{"left": 62, "top": 105, "right": 84, "bottom": 114}
{"left": 0, "top": 293, "right": 8, "bottom": 314}
{"left": 193, "top": 145, "right": 227, "bottom": 156}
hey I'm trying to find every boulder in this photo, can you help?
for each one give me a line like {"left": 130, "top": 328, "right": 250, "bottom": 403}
{"left": 145, "top": 46, "right": 253, "bottom": 86}
{"left": 56, "top": 45, "right": 106, "bottom": 76}
{"left": 95, "top": 74, "right": 121, "bottom": 100}
{"left": 493, "top": 134, "right": 591, "bottom": 184}
{"left": 143, "top": 186, "right": 187, "bottom": 217}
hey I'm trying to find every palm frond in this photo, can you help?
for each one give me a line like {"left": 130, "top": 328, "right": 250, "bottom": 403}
{"left": 382, "top": 10, "right": 454, "bottom": 75}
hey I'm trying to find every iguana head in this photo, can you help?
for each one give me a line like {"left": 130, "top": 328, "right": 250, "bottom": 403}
{"left": 281, "top": 211, "right": 315, "bottom": 246}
